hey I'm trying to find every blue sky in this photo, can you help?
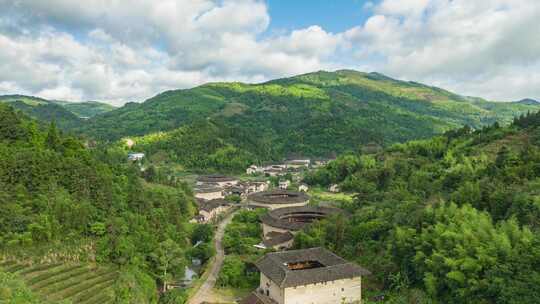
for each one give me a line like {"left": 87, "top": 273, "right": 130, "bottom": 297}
{"left": 0, "top": 0, "right": 538, "bottom": 105}
{"left": 267, "top": 0, "right": 374, "bottom": 33}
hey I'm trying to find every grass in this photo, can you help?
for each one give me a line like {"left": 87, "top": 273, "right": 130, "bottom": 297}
{"left": 1, "top": 260, "right": 117, "bottom": 304}
{"left": 309, "top": 187, "right": 355, "bottom": 205}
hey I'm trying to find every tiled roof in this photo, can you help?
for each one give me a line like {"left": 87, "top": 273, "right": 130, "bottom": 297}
{"left": 260, "top": 206, "right": 343, "bottom": 231}
{"left": 263, "top": 231, "right": 294, "bottom": 247}
{"left": 197, "top": 199, "right": 229, "bottom": 212}
{"left": 248, "top": 190, "right": 309, "bottom": 205}
{"left": 255, "top": 247, "right": 370, "bottom": 288}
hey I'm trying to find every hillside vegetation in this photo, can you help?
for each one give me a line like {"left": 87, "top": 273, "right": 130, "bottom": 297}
{"left": 301, "top": 111, "right": 540, "bottom": 303}
{"left": 0, "top": 103, "right": 199, "bottom": 303}
{"left": 79, "top": 70, "right": 540, "bottom": 172}
{"left": 0, "top": 95, "right": 115, "bottom": 129}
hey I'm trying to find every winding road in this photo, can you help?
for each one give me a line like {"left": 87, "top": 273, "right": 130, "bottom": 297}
{"left": 188, "top": 209, "right": 238, "bottom": 304}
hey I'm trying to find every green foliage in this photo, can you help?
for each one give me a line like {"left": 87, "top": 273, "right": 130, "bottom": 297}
{"left": 299, "top": 115, "right": 540, "bottom": 303}
{"left": 0, "top": 104, "right": 197, "bottom": 302}
{"left": 0, "top": 271, "right": 43, "bottom": 304}
{"left": 217, "top": 255, "right": 258, "bottom": 289}
{"left": 223, "top": 210, "right": 265, "bottom": 255}
{"left": 76, "top": 71, "right": 540, "bottom": 171}
{"left": 59, "top": 101, "right": 116, "bottom": 118}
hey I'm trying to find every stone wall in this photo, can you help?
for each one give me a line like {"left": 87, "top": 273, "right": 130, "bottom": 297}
{"left": 283, "top": 277, "right": 362, "bottom": 304}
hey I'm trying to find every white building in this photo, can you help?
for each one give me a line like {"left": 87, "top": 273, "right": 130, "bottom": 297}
{"left": 193, "top": 199, "right": 231, "bottom": 223}
{"left": 194, "top": 186, "right": 224, "bottom": 201}
{"left": 329, "top": 184, "right": 340, "bottom": 193}
{"left": 242, "top": 247, "right": 370, "bottom": 304}
{"left": 128, "top": 152, "right": 145, "bottom": 161}
{"left": 246, "top": 165, "right": 263, "bottom": 175}
{"left": 196, "top": 175, "right": 239, "bottom": 188}
{"left": 298, "top": 183, "right": 309, "bottom": 192}
{"left": 285, "top": 159, "right": 311, "bottom": 169}
{"left": 278, "top": 180, "right": 291, "bottom": 190}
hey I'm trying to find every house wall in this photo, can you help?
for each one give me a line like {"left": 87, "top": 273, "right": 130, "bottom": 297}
{"left": 262, "top": 223, "right": 293, "bottom": 237}
{"left": 270, "top": 238, "right": 294, "bottom": 250}
{"left": 195, "top": 191, "right": 224, "bottom": 200}
{"left": 259, "top": 273, "right": 284, "bottom": 304}
{"left": 249, "top": 201, "right": 309, "bottom": 210}
{"left": 283, "top": 277, "right": 362, "bottom": 304}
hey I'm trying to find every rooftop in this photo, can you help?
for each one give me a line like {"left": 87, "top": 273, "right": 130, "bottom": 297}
{"left": 248, "top": 190, "right": 309, "bottom": 205}
{"left": 260, "top": 206, "right": 343, "bottom": 231}
{"left": 196, "top": 199, "right": 229, "bottom": 212}
{"left": 255, "top": 247, "right": 370, "bottom": 288}
{"left": 197, "top": 174, "right": 237, "bottom": 183}
{"left": 262, "top": 231, "right": 294, "bottom": 247}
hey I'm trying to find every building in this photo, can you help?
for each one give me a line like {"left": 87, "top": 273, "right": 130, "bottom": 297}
{"left": 196, "top": 175, "right": 238, "bottom": 188}
{"left": 247, "top": 165, "right": 263, "bottom": 175}
{"left": 278, "top": 180, "right": 291, "bottom": 190}
{"left": 247, "top": 190, "right": 310, "bottom": 210}
{"left": 193, "top": 199, "right": 231, "bottom": 223}
{"left": 298, "top": 183, "right": 309, "bottom": 192}
{"left": 285, "top": 159, "right": 311, "bottom": 169}
{"left": 329, "top": 184, "right": 340, "bottom": 193}
{"left": 242, "top": 247, "right": 370, "bottom": 304}
{"left": 128, "top": 152, "right": 145, "bottom": 161}
{"left": 259, "top": 206, "right": 343, "bottom": 249}
{"left": 194, "top": 185, "right": 224, "bottom": 201}
{"left": 243, "top": 181, "right": 270, "bottom": 194}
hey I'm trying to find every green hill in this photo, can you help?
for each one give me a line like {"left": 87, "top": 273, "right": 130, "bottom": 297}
{"left": 301, "top": 111, "right": 540, "bottom": 303}
{"left": 0, "top": 95, "right": 116, "bottom": 129}
{"left": 0, "top": 103, "right": 198, "bottom": 303}
{"left": 78, "top": 70, "right": 540, "bottom": 171}
{"left": 53, "top": 101, "right": 116, "bottom": 118}
{"left": 0, "top": 95, "right": 82, "bottom": 129}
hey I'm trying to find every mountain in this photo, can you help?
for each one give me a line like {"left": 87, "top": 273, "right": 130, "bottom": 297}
{"left": 0, "top": 95, "right": 82, "bottom": 129}
{"left": 301, "top": 111, "right": 540, "bottom": 303}
{"left": 76, "top": 70, "right": 540, "bottom": 170}
{"left": 516, "top": 98, "right": 540, "bottom": 105}
{"left": 0, "top": 95, "right": 116, "bottom": 129}
{"left": 53, "top": 100, "right": 117, "bottom": 118}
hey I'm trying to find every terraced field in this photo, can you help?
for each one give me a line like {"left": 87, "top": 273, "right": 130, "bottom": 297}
{"left": 0, "top": 260, "right": 118, "bottom": 304}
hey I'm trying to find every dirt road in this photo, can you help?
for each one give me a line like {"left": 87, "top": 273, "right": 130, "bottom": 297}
{"left": 187, "top": 210, "right": 238, "bottom": 304}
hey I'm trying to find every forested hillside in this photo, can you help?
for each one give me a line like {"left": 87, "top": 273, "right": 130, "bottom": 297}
{"left": 54, "top": 101, "right": 116, "bottom": 118}
{"left": 0, "top": 95, "right": 115, "bottom": 128}
{"left": 301, "top": 112, "right": 540, "bottom": 303}
{"left": 0, "top": 104, "right": 198, "bottom": 303}
{"left": 79, "top": 70, "right": 540, "bottom": 172}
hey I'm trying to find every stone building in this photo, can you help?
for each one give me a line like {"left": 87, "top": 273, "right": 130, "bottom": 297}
{"left": 192, "top": 199, "right": 231, "bottom": 223}
{"left": 247, "top": 190, "right": 310, "bottom": 210}
{"left": 196, "top": 175, "right": 238, "bottom": 188}
{"left": 259, "top": 206, "right": 343, "bottom": 249}
{"left": 194, "top": 185, "right": 224, "bottom": 201}
{"left": 242, "top": 247, "right": 370, "bottom": 304}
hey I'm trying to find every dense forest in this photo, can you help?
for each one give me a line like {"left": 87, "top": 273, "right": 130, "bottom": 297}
{"left": 0, "top": 104, "right": 202, "bottom": 303}
{"left": 301, "top": 111, "right": 540, "bottom": 303}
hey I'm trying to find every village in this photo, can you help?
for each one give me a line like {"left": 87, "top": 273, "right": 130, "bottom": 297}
{"left": 174, "top": 157, "right": 370, "bottom": 304}
{"left": 127, "top": 152, "right": 367, "bottom": 303}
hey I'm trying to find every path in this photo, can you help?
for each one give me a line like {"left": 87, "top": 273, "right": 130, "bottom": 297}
{"left": 188, "top": 209, "right": 238, "bottom": 304}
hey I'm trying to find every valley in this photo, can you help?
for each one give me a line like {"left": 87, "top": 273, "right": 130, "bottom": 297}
{"left": 1, "top": 71, "right": 540, "bottom": 304}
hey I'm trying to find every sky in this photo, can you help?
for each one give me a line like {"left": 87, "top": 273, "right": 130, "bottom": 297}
{"left": 0, "top": 0, "right": 539, "bottom": 106}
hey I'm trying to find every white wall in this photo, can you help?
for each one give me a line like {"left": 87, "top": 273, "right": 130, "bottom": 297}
{"left": 283, "top": 277, "right": 362, "bottom": 304}
{"left": 195, "top": 191, "right": 224, "bottom": 200}
{"left": 259, "top": 273, "right": 284, "bottom": 304}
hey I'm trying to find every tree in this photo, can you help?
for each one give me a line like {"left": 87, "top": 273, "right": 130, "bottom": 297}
{"left": 150, "top": 239, "right": 186, "bottom": 291}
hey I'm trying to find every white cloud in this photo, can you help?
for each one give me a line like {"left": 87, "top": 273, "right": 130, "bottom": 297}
{"left": 0, "top": 0, "right": 539, "bottom": 104}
